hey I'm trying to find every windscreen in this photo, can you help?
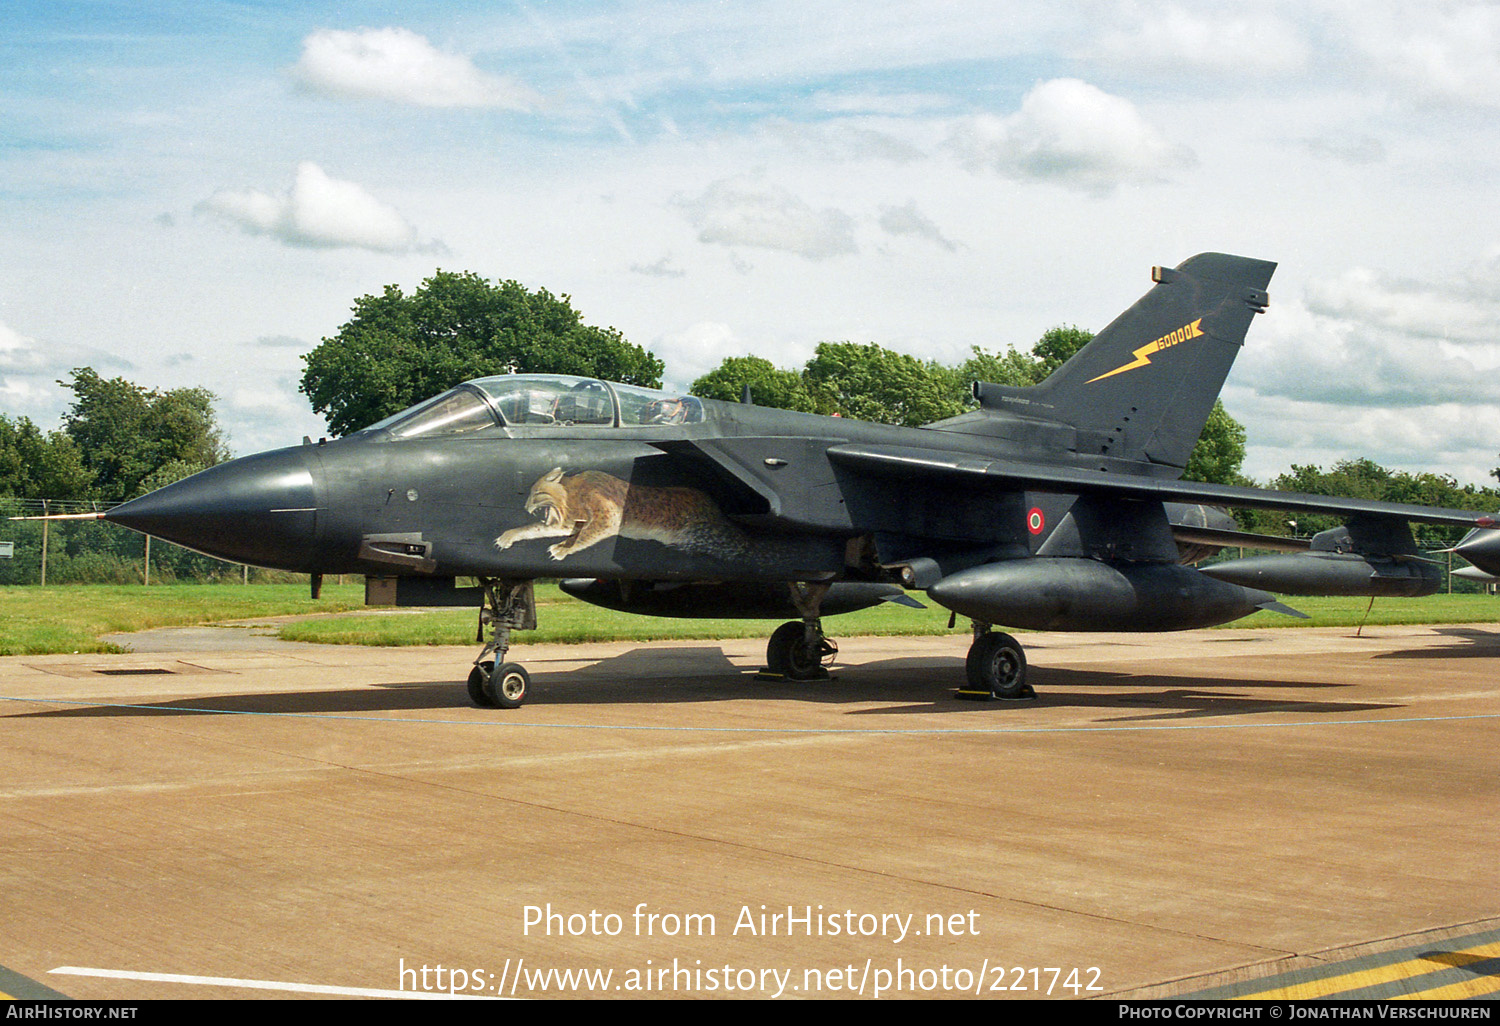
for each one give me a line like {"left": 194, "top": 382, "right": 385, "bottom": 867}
{"left": 381, "top": 387, "right": 499, "bottom": 439}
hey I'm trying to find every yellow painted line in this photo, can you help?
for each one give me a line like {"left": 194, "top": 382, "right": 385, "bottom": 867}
{"left": 1238, "top": 939, "right": 1500, "bottom": 1000}
{"left": 0, "top": 991, "right": 13, "bottom": 1000}
{"left": 1400, "top": 971, "right": 1500, "bottom": 1000}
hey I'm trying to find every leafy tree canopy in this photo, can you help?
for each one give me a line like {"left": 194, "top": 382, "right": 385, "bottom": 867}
{"left": 0, "top": 415, "right": 93, "bottom": 500}
{"left": 301, "top": 271, "right": 665, "bottom": 436}
{"left": 60, "top": 368, "right": 228, "bottom": 500}
{"left": 802, "top": 342, "right": 968, "bottom": 427}
{"left": 690, "top": 356, "right": 818, "bottom": 413}
{"left": 1232, "top": 458, "right": 1500, "bottom": 545}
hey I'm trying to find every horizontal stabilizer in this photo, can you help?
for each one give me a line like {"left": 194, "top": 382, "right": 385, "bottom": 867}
{"left": 880, "top": 591, "right": 927, "bottom": 609}
{"left": 1257, "top": 599, "right": 1309, "bottom": 619}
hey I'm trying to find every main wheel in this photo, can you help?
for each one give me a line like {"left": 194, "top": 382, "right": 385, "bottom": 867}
{"left": 467, "top": 665, "right": 497, "bottom": 707}
{"left": 484, "top": 661, "right": 531, "bottom": 709}
{"left": 966, "top": 631, "right": 1031, "bottom": 699}
{"left": 766, "top": 621, "right": 826, "bottom": 680}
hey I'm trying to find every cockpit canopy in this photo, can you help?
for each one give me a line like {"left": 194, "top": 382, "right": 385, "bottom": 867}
{"left": 359, "top": 375, "right": 705, "bottom": 440}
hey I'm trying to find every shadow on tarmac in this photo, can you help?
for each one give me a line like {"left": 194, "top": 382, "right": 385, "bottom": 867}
{"left": 1372, "top": 625, "right": 1499, "bottom": 659}
{"left": 11, "top": 643, "right": 1399, "bottom": 723}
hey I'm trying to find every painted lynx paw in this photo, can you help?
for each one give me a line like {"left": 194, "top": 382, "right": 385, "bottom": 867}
{"left": 495, "top": 531, "right": 518, "bottom": 550}
{"left": 547, "top": 542, "right": 573, "bottom": 560}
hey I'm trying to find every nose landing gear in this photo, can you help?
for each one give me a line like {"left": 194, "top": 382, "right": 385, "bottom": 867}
{"left": 468, "top": 579, "right": 537, "bottom": 709}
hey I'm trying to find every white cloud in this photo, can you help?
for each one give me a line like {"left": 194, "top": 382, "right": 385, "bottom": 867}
{"left": 0, "top": 320, "right": 130, "bottom": 428}
{"left": 1302, "top": 265, "right": 1500, "bottom": 346}
{"left": 878, "top": 201, "right": 958, "bottom": 252}
{"left": 1344, "top": 1, "right": 1500, "bottom": 107}
{"left": 630, "top": 255, "right": 687, "bottom": 279}
{"left": 676, "top": 176, "right": 857, "bottom": 261}
{"left": 291, "top": 27, "right": 540, "bottom": 109}
{"left": 1239, "top": 283, "right": 1500, "bottom": 412}
{"left": 760, "top": 118, "right": 927, "bottom": 164}
{"left": 1092, "top": 6, "right": 1310, "bottom": 76}
{"left": 947, "top": 79, "right": 1191, "bottom": 194}
{"left": 658, "top": 321, "right": 744, "bottom": 388}
{"left": 1299, "top": 135, "right": 1387, "bottom": 165}
{"left": 196, "top": 162, "right": 439, "bottom": 253}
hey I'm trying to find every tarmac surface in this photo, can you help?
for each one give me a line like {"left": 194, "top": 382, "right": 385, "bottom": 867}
{"left": 2, "top": 621, "right": 1499, "bottom": 1000}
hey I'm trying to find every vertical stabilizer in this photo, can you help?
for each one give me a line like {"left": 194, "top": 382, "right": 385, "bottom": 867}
{"left": 971, "top": 253, "right": 1275, "bottom": 470}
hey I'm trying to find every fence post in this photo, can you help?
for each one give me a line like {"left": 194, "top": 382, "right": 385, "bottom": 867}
{"left": 40, "top": 499, "right": 48, "bottom": 587}
{"left": 144, "top": 534, "right": 150, "bottom": 586}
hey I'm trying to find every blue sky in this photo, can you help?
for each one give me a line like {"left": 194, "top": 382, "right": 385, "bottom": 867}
{"left": 4, "top": 1, "right": 1500, "bottom": 486}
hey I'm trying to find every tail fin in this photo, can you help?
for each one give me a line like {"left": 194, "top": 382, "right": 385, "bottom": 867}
{"left": 970, "top": 253, "right": 1275, "bottom": 470}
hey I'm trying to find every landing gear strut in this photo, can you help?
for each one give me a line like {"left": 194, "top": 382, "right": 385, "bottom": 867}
{"left": 469, "top": 579, "right": 537, "bottom": 709}
{"left": 959, "top": 621, "right": 1033, "bottom": 700}
{"left": 764, "top": 582, "right": 838, "bottom": 681}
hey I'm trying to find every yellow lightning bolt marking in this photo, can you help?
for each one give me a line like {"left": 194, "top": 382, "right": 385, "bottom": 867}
{"left": 1087, "top": 319, "right": 1203, "bottom": 383}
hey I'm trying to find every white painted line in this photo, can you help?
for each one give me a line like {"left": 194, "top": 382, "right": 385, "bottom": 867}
{"left": 49, "top": 966, "right": 506, "bottom": 1000}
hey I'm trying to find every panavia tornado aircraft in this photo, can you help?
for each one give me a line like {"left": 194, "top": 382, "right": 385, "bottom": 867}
{"left": 52, "top": 253, "right": 1500, "bottom": 708}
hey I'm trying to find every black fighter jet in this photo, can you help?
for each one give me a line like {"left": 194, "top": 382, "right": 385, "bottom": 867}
{"left": 69, "top": 253, "right": 1500, "bottom": 708}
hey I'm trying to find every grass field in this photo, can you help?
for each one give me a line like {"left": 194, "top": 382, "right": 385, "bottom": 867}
{"left": 1, "top": 582, "right": 1494, "bottom": 656}
{"left": 0, "top": 583, "right": 366, "bottom": 656}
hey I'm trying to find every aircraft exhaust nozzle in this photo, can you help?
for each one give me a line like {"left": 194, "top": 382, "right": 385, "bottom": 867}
{"left": 1199, "top": 553, "right": 1441, "bottom": 598}
{"left": 926, "top": 558, "right": 1277, "bottom": 632}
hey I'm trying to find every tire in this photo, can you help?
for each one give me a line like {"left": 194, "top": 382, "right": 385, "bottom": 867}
{"left": 966, "top": 631, "right": 1029, "bottom": 699}
{"left": 484, "top": 661, "right": 531, "bottom": 709}
{"left": 467, "top": 665, "right": 497, "bottom": 707}
{"left": 766, "top": 621, "right": 825, "bottom": 680}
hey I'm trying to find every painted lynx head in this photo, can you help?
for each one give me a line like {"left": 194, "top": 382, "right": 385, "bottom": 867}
{"left": 524, "top": 467, "right": 568, "bottom": 527}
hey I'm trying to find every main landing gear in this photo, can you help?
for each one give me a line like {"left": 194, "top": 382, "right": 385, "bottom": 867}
{"left": 958, "top": 621, "right": 1033, "bottom": 701}
{"left": 763, "top": 582, "right": 839, "bottom": 681}
{"left": 467, "top": 579, "right": 538, "bottom": 709}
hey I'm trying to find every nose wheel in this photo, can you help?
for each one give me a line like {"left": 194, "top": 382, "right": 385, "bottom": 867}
{"left": 468, "top": 661, "right": 531, "bottom": 709}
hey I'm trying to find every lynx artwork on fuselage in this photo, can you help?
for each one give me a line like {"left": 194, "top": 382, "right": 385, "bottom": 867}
{"left": 52, "top": 253, "right": 1500, "bottom": 709}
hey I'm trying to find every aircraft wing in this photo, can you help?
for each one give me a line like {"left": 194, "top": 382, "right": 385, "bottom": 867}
{"left": 824, "top": 443, "right": 1499, "bottom": 530}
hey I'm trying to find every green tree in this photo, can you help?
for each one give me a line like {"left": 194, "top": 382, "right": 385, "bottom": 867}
{"left": 301, "top": 271, "right": 665, "bottom": 436}
{"left": 802, "top": 342, "right": 967, "bottom": 426}
{"left": 1029, "top": 324, "right": 1094, "bottom": 378}
{"left": 1252, "top": 459, "right": 1500, "bottom": 546}
{"left": 690, "top": 356, "right": 818, "bottom": 412}
{"left": 1182, "top": 400, "right": 1247, "bottom": 485}
{"left": 61, "top": 368, "right": 229, "bottom": 499}
{"left": 953, "top": 345, "right": 1043, "bottom": 390}
{"left": 0, "top": 415, "right": 93, "bottom": 499}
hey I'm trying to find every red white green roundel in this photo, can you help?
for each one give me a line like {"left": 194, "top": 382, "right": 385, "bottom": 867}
{"left": 1027, "top": 507, "right": 1045, "bottom": 535}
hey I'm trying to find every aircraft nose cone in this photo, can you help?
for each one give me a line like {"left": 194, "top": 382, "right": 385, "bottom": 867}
{"left": 1454, "top": 527, "right": 1500, "bottom": 577}
{"left": 105, "top": 447, "right": 321, "bottom": 571}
